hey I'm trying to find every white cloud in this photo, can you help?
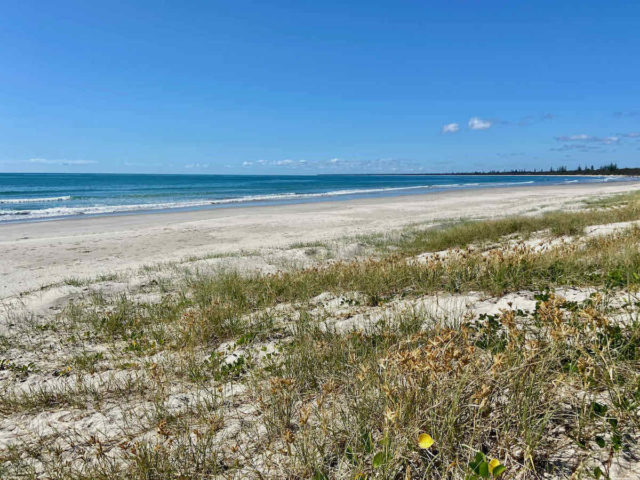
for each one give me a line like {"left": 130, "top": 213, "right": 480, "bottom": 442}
{"left": 274, "top": 159, "right": 294, "bottom": 166}
{"left": 441, "top": 123, "right": 460, "bottom": 134}
{"left": 184, "top": 162, "right": 210, "bottom": 169}
{"left": 468, "top": 117, "right": 492, "bottom": 130}
{"left": 237, "top": 157, "right": 424, "bottom": 173}
{"left": 242, "top": 159, "right": 307, "bottom": 168}
{"left": 29, "top": 158, "right": 97, "bottom": 165}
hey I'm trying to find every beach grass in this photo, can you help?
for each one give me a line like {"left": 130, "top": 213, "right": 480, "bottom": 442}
{"left": 2, "top": 191, "right": 640, "bottom": 478}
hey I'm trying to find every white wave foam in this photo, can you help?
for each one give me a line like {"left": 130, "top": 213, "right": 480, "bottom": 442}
{"left": 0, "top": 179, "right": 594, "bottom": 222}
{"left": 0, "top": 195, "right": 71, "bottom": 204}
{"left": 507, "top": 180, "right": 534, "bottom": 185}
{"left": 0, "top": 186, "right": 435, "bottom": 220}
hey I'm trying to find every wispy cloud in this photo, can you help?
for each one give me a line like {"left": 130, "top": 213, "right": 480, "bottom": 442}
{"left": 621, "top": 132, "right": 640, "bottom": 138}
{"left": 468, "top": 117, "right": 492, "bottom": 130}
{"left": 29, "top": 158, "right": 97, "bottom": 166}
{"left": 274, "top": 159, "right": 295, "bottom": 166}
{"left": 239, "top": 157, "right": 426, "bottom": 173}
{"left": 184, "top": 162, "right": 210, "bottom": 169}
{"left": 441, "top": 123, "right": 460, "bottom": 134}
{"left": 501, "top": 113, "right": 555, "bottom": 127}
{"left": 555, "top": 134, "right": 591, "bottom": 141}
{"left": 550, "top": 144, "right": 606, "bottom": 153}
{"left": 242, "top": 158, "right": 308, "bottom": 168}
{"left": 549, "top": 130, "right": 640, "bottom": 154}
{"left": 442, "top": 113, "right": 552, "bottom": 134}
{"left": 555, "top": 134, "right": 620, "bottom": 145}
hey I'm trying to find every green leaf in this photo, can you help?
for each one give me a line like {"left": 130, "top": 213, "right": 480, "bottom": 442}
{"left": 594, "top": 466, "right": 603, "bottom": 479}
{"left": 595, "top": 436, "right": 606, "bottom": 448}
{"left": 469, "top": 452, "right": 485, "bottom": 474}
{"left": 313, "top": 470, "right": 328, "bottom": 480}
{"left": 492, "top": 465, "right": 506, "bottom": 478}
{"left": 361, "top": 431, "right": 373, "bottom": 453}
{"left": 591, "top": 402, "right": 608, "bottom": 417}
{"left": 345, "top": 446, "right": 357, "bottom": 465}
{"left": 373, "top": 451, "right": 387, "bottom": 469}
{"left": 612, "top": 433, "right": 622, "bottom": 451}
{"left": 478, "top": 461, "right": 490, "bottom": 478}
{"left": 574, "top": 437, "right": 587, "bottom": 449}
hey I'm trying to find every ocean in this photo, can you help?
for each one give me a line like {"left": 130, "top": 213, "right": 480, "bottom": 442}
{"left": 0, "top": 173, "right": 622, "bottom": 223}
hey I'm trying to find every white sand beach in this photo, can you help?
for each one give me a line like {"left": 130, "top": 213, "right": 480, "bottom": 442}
{"left": 2, "top": 181, "right": 639, "bottom": 300}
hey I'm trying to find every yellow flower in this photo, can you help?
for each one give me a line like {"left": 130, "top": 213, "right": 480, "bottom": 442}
{"left": 488, "top": 458, "right": 501, "bottom": 474}
{"left": 417, "top": 433, "right": 434, "bottom": 449}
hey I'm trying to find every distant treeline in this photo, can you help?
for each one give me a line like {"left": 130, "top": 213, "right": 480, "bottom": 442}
{"left": 459, "top": 163, "right": 638, "bottom": 176}
{"left": 366, "top": 163, "right": 640, "bottom": 176}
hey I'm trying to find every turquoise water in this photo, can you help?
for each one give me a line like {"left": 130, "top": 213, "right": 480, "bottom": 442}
{"left": 0, "top": 173, "right": 621, "bottom": 223}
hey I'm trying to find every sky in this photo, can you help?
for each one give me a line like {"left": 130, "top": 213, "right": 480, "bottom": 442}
{"left": 1, "top": 0, "right": 639, "bottom": 174}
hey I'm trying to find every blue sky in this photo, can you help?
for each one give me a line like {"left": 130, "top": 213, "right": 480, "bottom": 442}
{"left": 1, "top": 0, "right": 639, "bottom": 174}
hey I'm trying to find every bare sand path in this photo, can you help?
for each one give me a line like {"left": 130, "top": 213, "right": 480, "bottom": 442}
{"left": 1, "top": 181, "right": 639, "bottom": 299}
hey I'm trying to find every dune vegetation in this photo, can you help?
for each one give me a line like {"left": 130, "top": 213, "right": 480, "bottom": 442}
{"left": 2, "top": 191, "right": 640, "bottom": 479}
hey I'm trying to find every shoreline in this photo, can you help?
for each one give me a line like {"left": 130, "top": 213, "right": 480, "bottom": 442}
{"left": 1, "top": 180, "right": 639, "bottom": 300}
{"left": 0, "top": 174, "right": 628, "bottom": 225}
{"left": 2, "top": 178, "right": 638, "bottom": 230}
{"left": 0, "top": 182, "right": 640, "bottom": 300}
{"left": 2, "top": 180, "right": 639, "bottom": 300}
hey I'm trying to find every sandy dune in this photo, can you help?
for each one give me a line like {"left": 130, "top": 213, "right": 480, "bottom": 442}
{"left": 2, "top": 180, "right": 640, "bottom": 478}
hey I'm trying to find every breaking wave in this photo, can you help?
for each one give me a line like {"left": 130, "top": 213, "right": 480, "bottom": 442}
{"left": 0, "top": 195, "right": 72, "bottom": 204}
